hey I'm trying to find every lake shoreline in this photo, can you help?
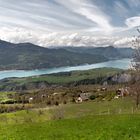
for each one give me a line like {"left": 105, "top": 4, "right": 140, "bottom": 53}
{"left": 0, "top": 58, "right": 131, "bottom": 71}
{"left": 0, "top": 58, "right": 131, "bottom": 80}
{"left": 0, "top": 60, "right": 111, "bottom": 71}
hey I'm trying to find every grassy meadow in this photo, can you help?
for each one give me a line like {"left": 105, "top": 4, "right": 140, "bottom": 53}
{"left": 1, "top": 115, "right": 140, "bottom": 140}
{"left": 0, "top": 68, "right": 138, "bottom": 140}
{"left": 0, "top": 97, "right": 140, "bottom": 140}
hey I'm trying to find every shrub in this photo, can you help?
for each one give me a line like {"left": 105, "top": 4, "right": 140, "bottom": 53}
{"left": 63, "top": 100, "right": 67, "bottom": 104}
{"left": 38, "top": 109, "right": 44, "bottom": 116}
{"left": 23, "top": 117, "right": 33, "bottom": 123}
{"left": 50, "top": 108, "right": 65, "bottom": 120}
{"left": 46, "top": 100, "right": 51, "bottom": 105}
{"left": 89, "top": 95, "right": 96, "bottom": 100}
{"left": 55, "top": 101, "right": 59, "bottom": 106}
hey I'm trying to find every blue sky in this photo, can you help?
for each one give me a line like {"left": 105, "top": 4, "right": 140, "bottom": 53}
{"left": 0, "top": 0, "right": 139, "bottom": 47}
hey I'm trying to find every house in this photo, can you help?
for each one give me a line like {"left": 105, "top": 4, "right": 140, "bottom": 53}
{"left": 101, "top": 87, "right": 107, "bottom": 91}
{"left": 41, "top": 94, "right": 47, "bottom": 98}
{"left": 75, "top": 93, "right": 91, "bottom": 103}
{"left": 53, "top": 92, "right": 59, "bottom": 96}
{"left": 80, "top": 93, "right": 90, "bottom": 101}
{"left": 29, "top": 97, "right": 33, "bottom": 103}
{"left": 75, "top": 97, "right": 83, "bottom": 103}
{"left": 116, "top": 87, "right": 130, "bottom": 97}
{"left": 114, "top": 95, "right": 119, "bottom": 99}
{"left": 97, "top": 88, "right": 101, "bottom": 92}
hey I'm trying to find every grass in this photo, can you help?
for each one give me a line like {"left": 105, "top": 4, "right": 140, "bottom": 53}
{"left": 0, "top": 97, "right": 136, "bottom": 123}
{"left": 59, "top": 97, "right": 136, "bottom": 118}
{"left": 0, "top": 97, "right": 140, "bottom": 140}
{"left": 11, "top": 67, "right": 122, "bottom": 84}
{"left": 0, "top": 115, "right": 140, "bottom": 140}
{"left": 0, "top": 91, "right": 16, "bottom": 102}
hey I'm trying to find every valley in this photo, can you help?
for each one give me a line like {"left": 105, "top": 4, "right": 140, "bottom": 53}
{"left": 0, "top": 0, "right": 140, "bottom": 139}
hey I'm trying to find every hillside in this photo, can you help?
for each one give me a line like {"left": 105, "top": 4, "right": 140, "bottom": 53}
{"left": 0, "top": 40, "right": 133, "bottom": 70}
{"left": 64, "top": 46, "right": 134, "bottom": 59}
{"left": 0, "top": 40, "right": 108, "bottom": 70}
{"left": 0, "top": 68, "right": 122, "bottom": 91}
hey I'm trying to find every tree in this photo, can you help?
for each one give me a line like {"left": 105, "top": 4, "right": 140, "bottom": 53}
{"left": 132, "top": 27, "right": 140, "bottom": 71}
{"left": 130, "top": 81, "right": 140, "bottom": 108}
{"left": 131, "top": 27, "right": 140, "bottom": 108}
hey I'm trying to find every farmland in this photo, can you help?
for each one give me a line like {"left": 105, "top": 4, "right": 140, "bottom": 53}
{"left": 0, "top": 97, "right": 140, "bottom": 140}
{"left": 0, "top": 68, "right": 139, "bottom": 140}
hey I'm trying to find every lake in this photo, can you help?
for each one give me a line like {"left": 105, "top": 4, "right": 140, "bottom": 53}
{"left": 0, "top": 58, "right": 131, "bottom": 80}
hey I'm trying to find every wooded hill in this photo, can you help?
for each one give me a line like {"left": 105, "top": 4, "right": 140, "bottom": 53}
{"left": 0, "top": 40, "right": 133, "bottom": 70}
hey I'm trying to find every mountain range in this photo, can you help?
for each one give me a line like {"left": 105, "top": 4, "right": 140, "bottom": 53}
{"left": 64, "top": 46, "right": 133, "bottom": 59}
{"left": 0, "top": 40, "right": 134, "bottom": 70}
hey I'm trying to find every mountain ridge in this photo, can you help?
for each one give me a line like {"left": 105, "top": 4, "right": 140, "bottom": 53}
{"left": 0, "top": 40, "right": 133, "bottom": 70}
{"left": 0, "top": 40, "right": 108, "bottom": 70}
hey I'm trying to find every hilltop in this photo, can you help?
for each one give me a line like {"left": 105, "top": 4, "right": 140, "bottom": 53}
{"left": 0, "top": 40, "right": 133, "bottom": 70}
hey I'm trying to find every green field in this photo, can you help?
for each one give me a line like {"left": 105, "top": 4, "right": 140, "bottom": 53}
{"left": 0, "top": 97, "right": 140, "bottom": 140}
{"left": 0, "top": 68, "right": 123, "bottom": 91}
{"left": 0, "top": 92, "right": 16, "bottom": 105}
{"left": 0, "top": 115, "right": 140, "bottom": 140}
{"left": 14, "top": 68, "right": 122, "bottom": 84}
{"left": 4, "top": 67, "right": 122, "bottom": 87}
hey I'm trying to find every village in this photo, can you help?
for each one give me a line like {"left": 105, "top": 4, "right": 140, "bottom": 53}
{"left": 0, "top": 85, "right": 131, "bottom": 110}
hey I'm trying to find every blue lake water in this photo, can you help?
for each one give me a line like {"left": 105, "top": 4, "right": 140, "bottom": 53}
{"left": 0, "top": 58, "right": 131, "bottom": 80}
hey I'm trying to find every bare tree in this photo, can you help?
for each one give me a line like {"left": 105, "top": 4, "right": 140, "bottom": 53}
{"left": 130, "top": 81, "right": 140, "bottom": 108}
{"left": 132, "top": 26, "right": 140, "bottom": 71}
{"left": 131, "top": 27, "right": 140, "bottom": 108}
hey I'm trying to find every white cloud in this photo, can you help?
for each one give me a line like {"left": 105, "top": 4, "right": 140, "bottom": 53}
{"left": 57, "top": 0, "right": 113, "bottom": 33}
{"left": 113, "top": 37, "right": 134, "bottom": 47}
{"left": 0, "top": 0, "right": 138, "bottom": 48}
{"left": 0, "top": 27, "right": 134, "bottom": 48}
{"left": 125, "top": 16, "right": 140, "bottom": 28}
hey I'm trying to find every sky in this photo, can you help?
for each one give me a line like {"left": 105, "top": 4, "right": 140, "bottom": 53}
{"left": 0, "top": 0, "right": 139, "bottom": 47}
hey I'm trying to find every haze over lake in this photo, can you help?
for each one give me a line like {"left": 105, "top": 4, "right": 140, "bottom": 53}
{"left": 0, "top": 58, "right": 131, "bottom": 80}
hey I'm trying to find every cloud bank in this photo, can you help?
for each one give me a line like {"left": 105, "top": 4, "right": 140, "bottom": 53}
{"left": 0, "top": 0, "right": 139, "bottom": 47}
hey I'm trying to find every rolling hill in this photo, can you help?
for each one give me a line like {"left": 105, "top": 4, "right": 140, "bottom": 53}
{"left": 0, "top": 40, "right": 108, "bottom": 70}
{"left": 64, "top": 46, "right": 134, "bottom": 59}
{"left": 0, "top": 40, "right": 133, "bottom": 70}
